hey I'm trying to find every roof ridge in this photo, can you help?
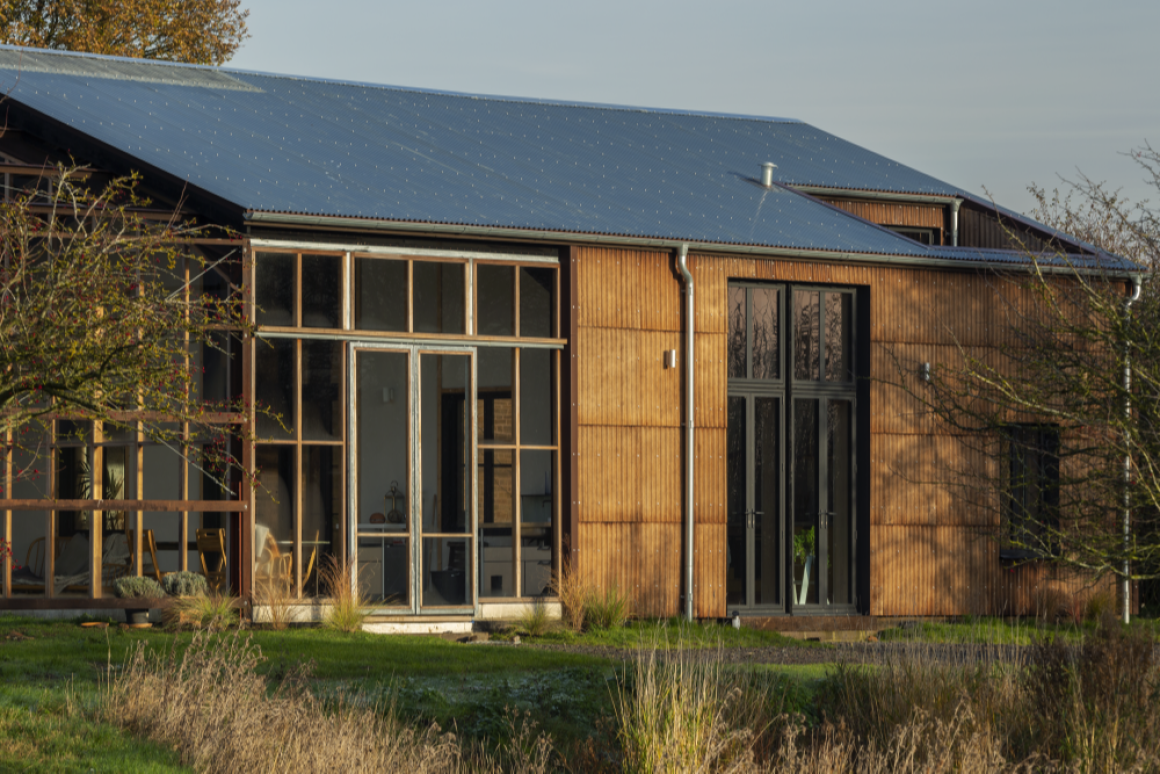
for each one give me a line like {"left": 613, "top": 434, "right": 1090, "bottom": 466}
{"left": 0, "top": 43, "right": 803, "bottom": 125}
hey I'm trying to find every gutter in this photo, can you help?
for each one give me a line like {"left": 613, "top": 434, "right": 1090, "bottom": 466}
{"left": 676, "top": 244, "right": 695, "bottom": 622}
{"left": 244, "top": 211, "right": 1137, "bottom": 278}
{"left": 1123, "top": 274, "right": 1143, "bottom": 624}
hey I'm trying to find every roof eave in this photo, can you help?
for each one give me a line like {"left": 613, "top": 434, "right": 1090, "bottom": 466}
{"left": 244, "top": 210, "right": 1137, "bottom": 277}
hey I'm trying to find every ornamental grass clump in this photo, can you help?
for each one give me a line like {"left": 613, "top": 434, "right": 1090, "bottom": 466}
{"left": 320, "top": 555, "right": 367, "bottom": 633}
{"left": 169, "top": 590, "right": 239, "bottom": 630}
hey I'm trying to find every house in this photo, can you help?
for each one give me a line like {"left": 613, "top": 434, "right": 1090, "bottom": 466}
{"left": 0, "top": 45, "right": 1133, "bottom": 625}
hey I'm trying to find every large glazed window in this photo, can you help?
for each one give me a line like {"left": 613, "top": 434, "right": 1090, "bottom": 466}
{"left": 251, "top": 247, "right": 561, "bottom": 609}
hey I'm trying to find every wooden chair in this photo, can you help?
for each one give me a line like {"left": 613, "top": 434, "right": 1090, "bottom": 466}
{"left": 254, "top": 531, "right": 292, "bottom": 595}
{"left": 125, "top": 530, "right": 167, "bottom": 583}
{"left": 196, "top": 528, "right": 228, "bottom": 591}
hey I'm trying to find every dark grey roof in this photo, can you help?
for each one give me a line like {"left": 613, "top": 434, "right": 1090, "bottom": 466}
{"left": 0, "top": 46, "right": 1124, "bottom": 266}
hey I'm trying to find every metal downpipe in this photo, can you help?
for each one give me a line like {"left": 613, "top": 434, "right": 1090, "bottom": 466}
{"left": 1123, "top": 274, "right": 1142, "bottom": 624}
{"left": 677, "top": 244, "right": 695, "bottom": 622}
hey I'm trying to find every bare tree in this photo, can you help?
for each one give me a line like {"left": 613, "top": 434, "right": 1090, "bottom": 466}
{"left": 889, "top": 145, "right": 1160, "bottom": 622}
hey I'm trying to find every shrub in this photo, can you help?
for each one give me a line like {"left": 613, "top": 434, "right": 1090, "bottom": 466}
{"left": 320, "top": 555, "right": 366, "bottom": 633}
{"left": 162, "top": 571, "right": 208, "bottom": 597}
{"left": 585, "top": 584, "right": 631, "bottom": 630}
{"left": 113, "top": 576, "right": 165, "bottom": 599}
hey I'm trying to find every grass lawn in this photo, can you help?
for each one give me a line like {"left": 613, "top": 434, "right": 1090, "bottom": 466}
{"left": 876, "top": 614, "right": 1160, "bottom": 646}
{"left": 0, "top": 614, "right": 841, "bottom": 769}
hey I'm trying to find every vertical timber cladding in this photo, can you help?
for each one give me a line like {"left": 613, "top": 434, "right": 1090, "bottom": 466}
{"left": 574, "top": 245, "right": 1093, "bottom": 619}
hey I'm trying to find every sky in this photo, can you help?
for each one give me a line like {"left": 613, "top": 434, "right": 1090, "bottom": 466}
{"left": 228, "top": 0, "right": 1159, "bottom": 216}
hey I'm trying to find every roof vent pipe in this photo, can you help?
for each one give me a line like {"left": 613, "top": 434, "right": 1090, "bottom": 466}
{"left": 950, "top": 198, "right": 962, "bottom": 247}
{"left": 761, "top": 162, "right": 776, "bottom": 188}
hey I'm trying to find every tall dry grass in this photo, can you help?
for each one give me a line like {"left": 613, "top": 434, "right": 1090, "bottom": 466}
{"left": 319, "top": 554, "right": 368, "bottom": 633}
{"left": 550, "top": 562, "right": 631, "bottom": 632}
{"left": 826, "top": 614, "right": 1160, "bottom": 772}
{"left": 102, "top": 628, "right": 554, "bottom": 774}
{"left": 253, "top": 575, "right": 294, "bottom": 630}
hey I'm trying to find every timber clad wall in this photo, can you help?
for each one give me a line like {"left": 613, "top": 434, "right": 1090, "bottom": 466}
{"left": 823, "top": 199, "right": 947, "bottom": 241}
{"left": 574, "top": 246, "right": 1102, "bottom": 619}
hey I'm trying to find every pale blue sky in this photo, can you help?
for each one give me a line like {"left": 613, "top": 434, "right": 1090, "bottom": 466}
{"left": 229, "top": 0, "right": 1158, "bottom": 216}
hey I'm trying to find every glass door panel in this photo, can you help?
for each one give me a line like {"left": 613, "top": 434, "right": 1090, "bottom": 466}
{"left": 826, "top": 400, "right": 852, "bottom": 605}
{"left": 792, "top": 399, "right": 819, "bottom": 606}
{"left": 754, "top": 397, "right": 780, "bottom": 606}
{"left": 355, "top": 349, "right": 411, "bottom": 608}
{"left": 725, "top": 396, "right": 747, "bottom": 607}
{"left": 419, "top": 352, "right": 474, "bottom": 609}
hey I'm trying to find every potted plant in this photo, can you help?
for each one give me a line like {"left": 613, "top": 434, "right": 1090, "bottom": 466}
{"left": 113, "top": 576, "right": 165, "bottom": 624}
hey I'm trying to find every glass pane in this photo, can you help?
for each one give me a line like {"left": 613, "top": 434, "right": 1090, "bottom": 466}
{"left": 519, "top": 266, "right": 554, "bottom": 338}
{"left": 752, "top": 288, "right": 779, "bottom": 380}
{"left": 414, "top": 261, "right": 465, "bottom": 334}
{"left": 479, "top": 450, "right": 514, "bottom": 525}
{"left": 423, "top": 537, "right": 470, "bottom": 606}
{"left": 478, "top": 264, "right": 514, "bottom": 336}
{"left": 726, "top": 396, "right": 746, "bottom": 607}
{"left": 728, "top": 287, "right": 746, "bottom": 379}
{"left": 303, "top": 446, "right": 339, "bottom": 598}
{"left": 479, "top": 527, "right": 514, "bottom": 598}
{"left": 420, "top": 353, "right": 471, "bottom": 535}
{"left": 142, "top": 442, "right": 184, "bottom": 578}
{"left": 827, "top": 400, "right": 852, "bottom": 605}
{"left": 301, "top": 340, "right": 342, "bottom": 442}
{"left": 193, "top": 331, "right": 238, "bottom": 406}
{"left": 755, "top": 397, "right": 779, "bottom": 606}
{"left": 478, "top": 348, "right": 514, "bottom": 444}
{"left": 792, "top": 400, "right": 819, "bottom": 605}
{"left": 520, "top": 348, "right": 553, "bottom": 446}
{"left": 101, "top": 446, "right": 131, "bottom": 531}
{"left": 355, "top": 257, "right": 408, "bottom": 331}
{"left": 793, "top": 290, "right": 820, "bottom": 381}
{"left": 254, "top": 445, "right": 295, "bottom": 595}
{"left": 825, "top": 293, "right": 852, "bottom": 382}
{"left": 357, "top": 351, "right": 409, "bottom": 533}
{"left": 301, "top": 254, "right": 342, "bottom": 329}
{"left": 255, "top": 252, "right": 295, "bottom": 327}
{"left": 255, "top": 339, "right": 294, "bottom": 439}
{"left": 9, "top": 448, "right": 48, "bottom": 597}
{"left": 520, "top": 449, "right": 554, "bottom": 597}
{"left": 359, "top": 536, "right": 409, "bottom": 606}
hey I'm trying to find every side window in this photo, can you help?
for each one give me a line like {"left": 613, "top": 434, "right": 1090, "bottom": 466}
{"left": 1001, "top": 425, "right": 1060, "bottom": 559}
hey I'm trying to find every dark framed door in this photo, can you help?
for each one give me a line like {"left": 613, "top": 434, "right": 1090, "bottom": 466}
{"left": 727, "top": 393, "right": 783, "bottom": 610}
{"left": 727, "top": 281, "right": 859, "bottom": 614}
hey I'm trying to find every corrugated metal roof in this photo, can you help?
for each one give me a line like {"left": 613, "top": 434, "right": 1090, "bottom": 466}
{"left": 0, "top": 46, "right": 1122, "bottom": 266}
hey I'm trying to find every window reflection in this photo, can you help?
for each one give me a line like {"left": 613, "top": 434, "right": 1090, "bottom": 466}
{"left": 825, "top": 293, "right": 851, "bottom": 382}
{"left": 752, "top": 288, "right": 779, "bottom": 380}
{"left": 793, "top": 290, "right": 820, "bottom": 381}
{"left": 727, "top": 287, "right": 745, "bottom": 379}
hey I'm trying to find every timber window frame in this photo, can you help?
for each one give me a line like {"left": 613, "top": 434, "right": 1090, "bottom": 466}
{"left": 250, "top": 243, "right": 562, "bottom": 606}
{"left": 0, "top": 249, "right": 248, "bottom": 601}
